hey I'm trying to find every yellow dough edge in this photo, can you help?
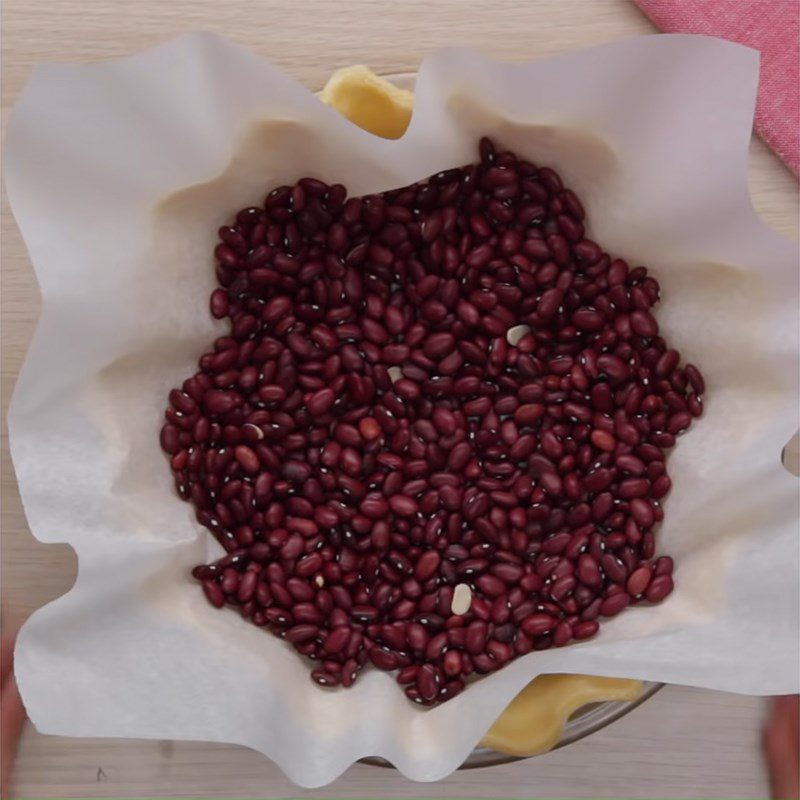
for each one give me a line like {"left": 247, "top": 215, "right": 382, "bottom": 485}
{"left": 319, "top": 65, "right": 414, "bottom": 139}
{"left": 480, "top": 674, "right": 643, "bottom": 756}
{"left": 319, "top": 65, "right": 644, "bottom": 756}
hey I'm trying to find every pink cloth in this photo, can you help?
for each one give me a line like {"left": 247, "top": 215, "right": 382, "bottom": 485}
{"left": 634, "top": 0, "right": 799, "bottom": 175}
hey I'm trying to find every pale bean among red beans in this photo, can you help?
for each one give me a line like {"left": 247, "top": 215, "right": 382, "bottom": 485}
{"left": 163, "top": 138, "right": 703, "bottom": 705}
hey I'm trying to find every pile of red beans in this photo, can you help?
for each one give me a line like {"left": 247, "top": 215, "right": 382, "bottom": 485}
{"left": 160, "top": 138, "right": 704, "bottom": 705}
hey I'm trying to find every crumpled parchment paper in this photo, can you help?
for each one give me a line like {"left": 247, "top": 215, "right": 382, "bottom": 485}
{"left": 6, "top": 33, "right": 798, "bottom": 787}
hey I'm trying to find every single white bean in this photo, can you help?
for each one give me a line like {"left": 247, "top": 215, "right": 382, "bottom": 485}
{"left": 506, "top": 324, "right": 531, "bottom": 346}
{"left": 451, "top": 583, "right": 473, "bottom": 615}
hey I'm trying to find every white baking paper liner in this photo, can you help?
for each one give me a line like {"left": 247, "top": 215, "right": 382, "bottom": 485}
{"left": 6, "top": 33, "right": 798, "bottom": 787}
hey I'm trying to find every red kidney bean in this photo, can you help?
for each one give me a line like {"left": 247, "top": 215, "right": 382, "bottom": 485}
{"left": 369, "top": 647, "right": 400, "bottom": 671}
{"left": 414, "top": 551, "right": 441, "bottom": 581}
{"left": 600, "top": 592, "right": 630, "bottom": 617}
{"left": 630, "top": 497, "right": 655, "bottom": 528}
{"left": 442, "top": 649, "right": 462, "bottom": 677}
{"left": 618, "top": 478, "right": 651, "bottom": 499}
{"left": 651, "top": 474, "right": 672, "bottom": 499}
{"left": 630, "top": 310, "right": 658, "bottom": 338}
{"left": 311, "top": 669, "right": 340, "bottom": 687}
{"left": 645, "top": 574, "right": 674, "bottom": 603}
{"left": 465, "top": 621, "right": 488, "bottom": 654}
{"left": 475, "top": 574, "right": 506, "bottom": 598}
{"left": 168, "top": 138, "right": 702, "bottom": 704}
{"left": 616, "top": 453, "right": 646, "bottom": 475}
{"left": 655, "top": 349, "right": 680, "bottom": 378}
{"left": 654, "top": 556, "right": 674, "bottom": 576}
{"left": 577, "top": 554, "right": 602, "bottom": 588}
{"left": 626, "top": 565, "right": 653, "bottom": 596}
{"left": 425, "top": 632, "right": 449, "bottom": 661}
{"left": 539, "top": 471, "right": 563, "bottom": 496}
{"left": 685, "top": 364, "right": 705, "bottom": 394}
{"left": 550, "top": 575, "right": 576, "bottom": 602}
{"left": 202, "top": 580, "right": 225, "bottom": 608}
{"left": 590, "top": 429, "right": 616, "bottom": 452}
{"left": 397, "top": 665, "right": 419, "bottom": 685}
{"left": 416, "top": 664, "right": 440, "bottom": 701}
{"left": 388, "top": 495, "right": 418, "bottom": 516}
{"left": 286, "top": 624, "right": 319, "bottom": 643}
{"left": 323, "top": 627, "right": 350, "bottom": 654}
{"left": 598, "top": 354, "right": 630, "bottom": 385}
{"left": 295, "top": 552, "right": 323, "bottom": 578}
{"left": 520, "top": 614, "right": 557, "bottom": 636}
{"left": 583, "top": 468, "right": 614, "bottom": 493}
{"left": 572, "top": 620, "right": 599, "bottom": 640}
{"left": 601, "top": 553, "right": 628, "bottom": 584}
{"left": 667, "top": 412, "right": 692, "bottom": 435}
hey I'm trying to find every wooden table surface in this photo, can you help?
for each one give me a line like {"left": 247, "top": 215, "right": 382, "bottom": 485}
{"left": 1, "top": 1, "right": 797, "bottom": 797}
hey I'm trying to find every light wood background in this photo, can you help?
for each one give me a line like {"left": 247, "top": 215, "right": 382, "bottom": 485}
{"left": 2, "top": 1, "right": 797, "bottom": 797}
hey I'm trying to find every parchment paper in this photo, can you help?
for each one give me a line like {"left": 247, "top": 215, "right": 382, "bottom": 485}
{"left": 6, "top": 33, "right": 798, "bottom": 787}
